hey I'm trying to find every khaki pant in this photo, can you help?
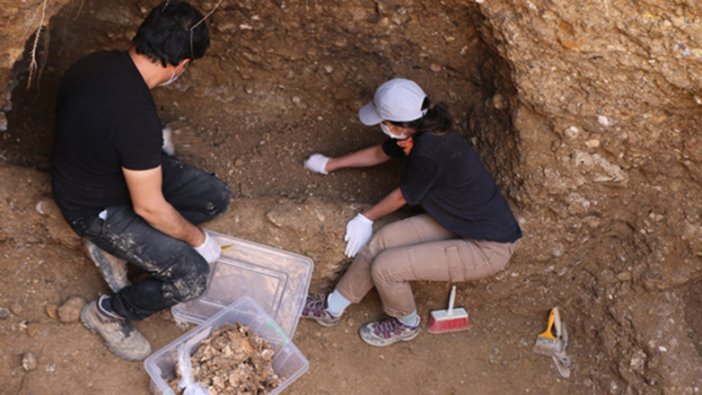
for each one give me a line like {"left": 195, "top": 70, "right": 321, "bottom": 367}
{"left": 336, "top": 214, "right": 516, "bottom": 318}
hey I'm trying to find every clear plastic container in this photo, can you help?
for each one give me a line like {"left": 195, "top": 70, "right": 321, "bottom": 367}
{"left": 145, "top": 296, "right": 309, "bottom": 395}
{"left": 171, "top": 231, "right": 314, "bottom": 337}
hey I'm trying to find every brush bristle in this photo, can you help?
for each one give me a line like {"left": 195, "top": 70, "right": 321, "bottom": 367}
{"left": 427, "top": 315, "right": 471, "bottom": 334}
{"left": 532, "top": 337, "right": 559, "bottom": 356}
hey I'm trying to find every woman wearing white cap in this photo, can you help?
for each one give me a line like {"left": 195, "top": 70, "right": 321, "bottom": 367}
{"left": 302, "top": 78, "right": 522, "bottom": 346}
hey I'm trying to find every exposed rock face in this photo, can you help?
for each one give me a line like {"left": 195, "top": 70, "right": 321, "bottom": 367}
{"left": 472, "top": 1, "right": 702, "bottom": 392}
{"left": 476, "top": 0, "right": 701, "bottom": 268}
{"left": 471, "top": 0, "right": 701, "bottom": 273}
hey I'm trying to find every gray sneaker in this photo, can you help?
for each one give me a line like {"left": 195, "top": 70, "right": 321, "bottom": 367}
{"left": 85, "top": 239, "right": 131, "bottom": 292}
{"left": 301, "top": 294, "right": 341, "bottom": 327}
{"left": 359, "top": 317, "right": 420, "bottom": 347}
{"left": 80, "top": 296, "right": 151, "bottom": 361}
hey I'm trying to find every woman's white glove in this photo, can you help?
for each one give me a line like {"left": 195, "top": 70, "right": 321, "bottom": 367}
{"left": 304, "top": 153, "right": 330, "bottom": 175}
{"left": 344, "top": 214, "right": 374, "bottom": 258}
{"left": 194, "top": 231, "right": 221, "bottom": 264}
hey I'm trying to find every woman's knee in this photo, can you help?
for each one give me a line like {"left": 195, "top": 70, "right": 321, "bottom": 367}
{"left": 369, "top": 252, "right": 404, "bottom": 285}
{"left": 365, "top": 224, "right": 397, "bottom": 254}
{"left": 366, "top": 215, "right": 445, "bottom": 253}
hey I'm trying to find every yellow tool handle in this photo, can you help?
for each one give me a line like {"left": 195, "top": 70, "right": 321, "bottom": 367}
{"left": 220, "top": 244, "right": 234, "bottom": 252}
{"left": 538, "top": 308, "right": 557, "bottom": 340}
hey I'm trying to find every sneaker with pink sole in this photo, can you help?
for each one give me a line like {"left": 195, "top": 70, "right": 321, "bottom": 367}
{"left": 359, "top": 317, "right": 420, "bottom": 347}
{"left": 301, "top": 294, "right": 341, "bottom": 327}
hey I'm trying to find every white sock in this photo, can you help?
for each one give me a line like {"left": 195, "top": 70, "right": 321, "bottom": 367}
{"left": 326, "top": 290, "right": 351, "bottom": 317}
{"left": 398, "top": 311, "right": 420, "bottom": 327}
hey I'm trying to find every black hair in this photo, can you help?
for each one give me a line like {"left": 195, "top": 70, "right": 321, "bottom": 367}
{"left": 132, "top": 1, "right": 210, "bottom": 67}
{"left": 389, "top": 97, "right": 453, "bottom": 134}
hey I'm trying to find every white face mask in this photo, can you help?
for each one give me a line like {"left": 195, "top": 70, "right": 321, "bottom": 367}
{"left": 380, "top": 123, "right": 407, "bottom": 140}
{"left": 158, "top": 70, "right": 180, "bottom": 87}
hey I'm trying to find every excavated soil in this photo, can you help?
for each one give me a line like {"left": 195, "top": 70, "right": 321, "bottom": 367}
{"left": 1, "top": 0, "right": 701, "bottom": 394}
{"left": 169, "top": 324, "right": 282, "bottom": 394}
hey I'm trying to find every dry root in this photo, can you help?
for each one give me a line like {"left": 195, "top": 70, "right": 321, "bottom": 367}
{"left": 27, "top": 0, "right": 49, "bottom": 90}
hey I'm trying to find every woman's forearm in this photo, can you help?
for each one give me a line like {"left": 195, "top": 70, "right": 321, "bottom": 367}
{"left": 327, "top": 144, "right": 390, "bottom": 173}
{"left": 362, "top": 187, "right": 406, "bottom": 221}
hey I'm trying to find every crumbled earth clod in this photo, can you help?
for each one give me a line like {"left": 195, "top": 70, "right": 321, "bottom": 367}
{"left": 26, "top": 323, "right": 42, "bottom": 338}
{"left": 46, "top": 304, "right": 59, "bottom": 320}
{"left": 10, "top": 303, "right": 23, "bottom": 316}
{"left": 22, "top": 352, "right": 37, "bottom": 371}
{"left": 58, "top": 296, "right": 86, "bottom": 323}
{"left": 170, "top": 324, "right": 282, "bottom": 395}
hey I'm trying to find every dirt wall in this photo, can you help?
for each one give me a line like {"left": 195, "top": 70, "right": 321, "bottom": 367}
{"left": 474, "top": 1, "right": 702, "bottom": 392}
{"left": 0, "top": 0, "right": 701, "bottom": 393}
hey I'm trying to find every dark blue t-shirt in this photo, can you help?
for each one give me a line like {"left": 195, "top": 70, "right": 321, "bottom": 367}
{"left": 383, "top": 132, "right": 522, "bottom": 243}
{"left": 51, "top": 50, "right": 163, "bottom": 220}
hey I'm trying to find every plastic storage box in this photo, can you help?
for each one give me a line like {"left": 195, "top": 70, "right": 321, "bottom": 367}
{"left": 145, "top": 296, "right": 309, "bottom": 395}
{"left": 171, "top": 231, "right": 314, "bottom": 337}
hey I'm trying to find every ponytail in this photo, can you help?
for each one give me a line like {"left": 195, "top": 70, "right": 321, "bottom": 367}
{"left": 390, "top": 97, "right": 453, "bottom": 134}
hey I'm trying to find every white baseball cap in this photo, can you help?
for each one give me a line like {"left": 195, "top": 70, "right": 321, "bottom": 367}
{"left": 358, "top": 78, "right": 428, "bottom": 126}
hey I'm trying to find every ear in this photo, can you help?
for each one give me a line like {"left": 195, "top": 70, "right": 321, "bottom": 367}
{"left": 178, "top": 59, "right": 190, "bottom": 68}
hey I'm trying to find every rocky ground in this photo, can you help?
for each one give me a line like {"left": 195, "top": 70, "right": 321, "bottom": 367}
{"left": 0, "top": 0, "right": 701, "bottom": 394}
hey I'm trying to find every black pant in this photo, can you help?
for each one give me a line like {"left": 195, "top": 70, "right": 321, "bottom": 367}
{"left": 70, "top": 156, "right": 231, "bottom": 320}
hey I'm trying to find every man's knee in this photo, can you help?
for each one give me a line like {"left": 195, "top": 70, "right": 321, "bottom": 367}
{"left": 163, "top": 255, "right": 210, "bottom": 302}
{"left": 207, "top": 178, "right": 231, "bottom": 216}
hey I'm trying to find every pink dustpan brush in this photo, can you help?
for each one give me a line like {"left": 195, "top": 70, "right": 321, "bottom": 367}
{"left": 427, "top": 285, "right": 471, "bottom": 334}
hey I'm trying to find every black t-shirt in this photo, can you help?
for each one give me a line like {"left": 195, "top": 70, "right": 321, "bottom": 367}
{"left": 383, "top": 132, "right": 522, "bottom": 243}
{"left": 51, "top": 50, "right": 163, "bottom": 220}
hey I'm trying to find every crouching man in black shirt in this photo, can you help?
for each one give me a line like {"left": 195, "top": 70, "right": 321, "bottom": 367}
{"left": 51, "top": 1, "right": 230, "bottom": 360}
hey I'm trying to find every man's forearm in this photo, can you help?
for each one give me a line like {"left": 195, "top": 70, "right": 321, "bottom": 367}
{"left": 135, "top": 203, "right": 204, "bottom": 247}
{"left": 123, "top": 166, "right": 205, "bottom": 247}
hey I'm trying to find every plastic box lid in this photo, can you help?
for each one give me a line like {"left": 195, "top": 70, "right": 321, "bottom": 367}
{"left": 171, "top": 231, "right": 314, "bottom": 338}
{"left": 145, "top": 296, "right": 309, "bottom": 395}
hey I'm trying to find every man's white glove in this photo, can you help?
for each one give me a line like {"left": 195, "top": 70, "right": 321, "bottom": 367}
{"left": 162, "top": 127, "right": 176, "bottom": 156}
{"left": 344, "top": 214, "right": 374, "bottom": 258}
{"left": 304, "top": 153, "right": 330, "bottom": 175}
{"left": 194, "top": 231, "right": 221, "bottom": 264}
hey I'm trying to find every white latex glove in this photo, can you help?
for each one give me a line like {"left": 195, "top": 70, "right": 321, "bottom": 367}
{"left": 194, "top": 231, "right": 220, "bottom": 264}
{"left": 162, "top": 127, "right": 176, "bottom": 156}
{"left": 304, "top": 153, "right": 330, "bottom": 175}
{"left": 344, "top": 214, "right": 374, "bottom": 258}
{"left": 177, "top": 344, "right": 209, "bottom": 395}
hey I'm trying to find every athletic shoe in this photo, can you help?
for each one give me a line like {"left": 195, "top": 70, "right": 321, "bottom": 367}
{"left": 80, "top": 295, "right": 151, "bottom": 361}
{"left": 301, "top": 294, "right": 341, "bottom": 327}
{"left": 359, "top": 317, "right": 420, "bottom": 347}
{"left": 85, "top": 239, "right": 131, "bottom": 292}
